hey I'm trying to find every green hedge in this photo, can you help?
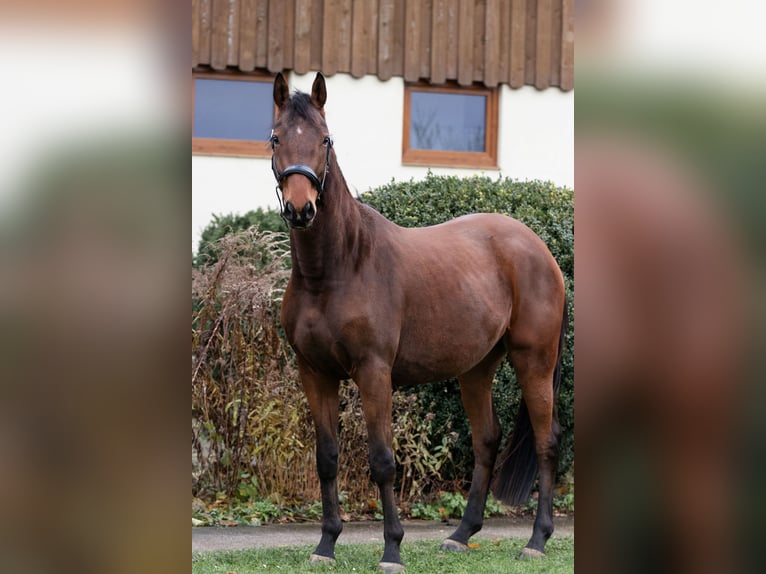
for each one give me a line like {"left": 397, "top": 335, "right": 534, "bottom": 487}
{"left": 360, "top": 173, "right": 574, "bottom": 484}
{"left": 195, "top": 173, "right": 574, "bottom": 489}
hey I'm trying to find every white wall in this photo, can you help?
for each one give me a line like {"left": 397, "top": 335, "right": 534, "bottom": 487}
{"left": 192, "top": 72, "right": 573, "bottom": 250}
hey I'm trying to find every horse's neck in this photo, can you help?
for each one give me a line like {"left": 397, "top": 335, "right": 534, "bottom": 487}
{"left": 289, "top": 165, "right": 366, "bottom": 283}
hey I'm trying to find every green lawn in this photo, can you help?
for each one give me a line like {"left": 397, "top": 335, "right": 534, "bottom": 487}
{"left": 191, "top": 536, "right": 574, "bottom": 573}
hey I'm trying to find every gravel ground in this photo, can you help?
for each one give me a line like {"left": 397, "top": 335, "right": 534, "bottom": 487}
{"left": 192, "top": 516, "right": 574, "bottom": 553}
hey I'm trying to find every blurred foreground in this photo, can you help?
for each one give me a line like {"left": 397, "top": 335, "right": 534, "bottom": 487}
{"left": 576, "top": 1, "right": 765, "bottom": 573}
{"left": 0, "top": 3, "right": 188, "bottom": 573}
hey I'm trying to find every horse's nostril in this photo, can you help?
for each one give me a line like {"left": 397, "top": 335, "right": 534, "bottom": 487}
{"left": 284, "top": 201, "right": 296, "bottom": 218}
{"left": 303, "top": 201, "right": 316, "bottom": 220}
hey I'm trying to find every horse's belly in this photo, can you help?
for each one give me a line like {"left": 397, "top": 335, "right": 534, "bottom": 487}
{"left": 392, "top": 310, "right": 507, "bottom": 385}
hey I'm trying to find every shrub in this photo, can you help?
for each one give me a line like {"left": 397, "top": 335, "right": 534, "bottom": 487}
{"left": 194, "top": 208, "right": 287, "bottom": 268}
{"left": 192, "top": 229, "right": 458, "bottom": 508}
{"left": 192, "top": 172, "right": 574, "bottom": 510}
{"left": 192, "top": 229, "right": 305, "bottom": 500}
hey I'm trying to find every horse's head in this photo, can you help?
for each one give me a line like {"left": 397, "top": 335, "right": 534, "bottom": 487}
{"left": 271, "top": 72, "right": 333, "bottom": 229}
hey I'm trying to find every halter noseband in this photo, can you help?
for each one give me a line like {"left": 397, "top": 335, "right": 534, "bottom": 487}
{"left": 271, "top": 133, "right": 333, "bottom": 209}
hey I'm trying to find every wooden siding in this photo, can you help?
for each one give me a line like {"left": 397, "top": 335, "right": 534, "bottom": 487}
{"left": 192, "top": 0, "right": 573, "bottom": 91}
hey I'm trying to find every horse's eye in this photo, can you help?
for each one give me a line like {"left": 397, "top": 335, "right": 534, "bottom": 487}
{"left": 322, "top": 136, "right": 332, "bottom": 146}
{"left": 270, "top": 134, "right": 279, "bottom": 149}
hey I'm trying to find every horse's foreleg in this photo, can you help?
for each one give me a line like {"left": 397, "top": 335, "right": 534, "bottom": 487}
{"left": 356, "top": 365, "right": 404, "bottom": 573}
{"left": 299, "top": 364, "right": 342, "bottom": 562}
{"left": 442, "top": 348, "right": 505, "bottom": 551}
{"left": 510, "top": 347, "right": 561, "bottom": 558}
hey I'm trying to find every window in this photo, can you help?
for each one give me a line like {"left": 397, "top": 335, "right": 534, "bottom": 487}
{"left": 192, "top": 70, "right": 275, "bottom": 157}
{"left": 402, "top": 83, "right": 498, "bottom": 168}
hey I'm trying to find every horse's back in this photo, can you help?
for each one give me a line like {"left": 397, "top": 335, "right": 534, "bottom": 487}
{"left": 399, "top": 212, "right": 563, "bottom": 303}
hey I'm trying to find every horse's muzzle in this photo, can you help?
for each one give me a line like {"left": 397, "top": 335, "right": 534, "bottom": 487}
{"left": 283, "top": 200, "right": 316, "bottom": 229}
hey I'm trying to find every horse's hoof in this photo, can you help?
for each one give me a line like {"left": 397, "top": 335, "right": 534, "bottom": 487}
{"left": 310, "top": 553, "right": 335, "bottom": 564}
{"left": 518, "top": 547, "right": 546, "bottom": 560}
{"left": 440, "top": 538, "right": 469, "bottom": 552}
{"left": 378, "top": 562, "right": 405, "bottom": 573}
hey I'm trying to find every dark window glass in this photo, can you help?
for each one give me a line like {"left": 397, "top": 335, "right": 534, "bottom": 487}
{"left": 193, "top": 78, "right": 272, "bottom": 141}
{"left": 409, "top": 92, "right": 487, "bottom": 152}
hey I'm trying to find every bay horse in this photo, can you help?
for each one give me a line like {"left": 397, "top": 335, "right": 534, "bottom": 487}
{"left": 272, "top": 72, "right": 567, "bottom": 573}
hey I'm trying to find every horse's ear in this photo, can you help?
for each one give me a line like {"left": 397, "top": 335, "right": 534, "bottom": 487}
{"left": 274, "top": 72, "right": 289, "bottom": 108}
{"left": 311, "top": 72, "right": 327, "bottom": 112}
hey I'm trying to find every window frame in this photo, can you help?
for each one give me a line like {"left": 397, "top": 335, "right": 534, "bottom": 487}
{"left": 192, "top": 69, "right": 276, "bottom": 158}
{"left": 402, "top": 82, "right": 499, "bottom": 169}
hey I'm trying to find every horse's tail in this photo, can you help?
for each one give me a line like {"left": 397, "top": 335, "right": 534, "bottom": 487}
{"left": 491, "top": 298, "right": 568, "bottom": 506}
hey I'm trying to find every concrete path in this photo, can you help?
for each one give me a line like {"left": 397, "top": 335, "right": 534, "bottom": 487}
{"left": 192, "top": 516, "right": 574, "bottom": 553}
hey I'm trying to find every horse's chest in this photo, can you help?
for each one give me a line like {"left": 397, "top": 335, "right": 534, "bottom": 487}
{"left": 285, "top": 304, "right": 355, "bottom": 376}
{"left": 289, "top": 306, "right": 332, "bottom": 349}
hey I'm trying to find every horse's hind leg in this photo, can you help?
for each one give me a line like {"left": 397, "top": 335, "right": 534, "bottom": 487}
{"left": 508, "top": 345, "right": 561, "bottom": 558}
{"left": 441, "top": 344, "right": 506, "bottom": 551}
{"left": 299, "top": 363, "right": 343, "bottom": 563}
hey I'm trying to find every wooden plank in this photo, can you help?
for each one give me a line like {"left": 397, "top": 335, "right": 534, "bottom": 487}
{"left": 391, "top": 0, "right": 405, "bottom": 76}
{"left": 255, "top": 0, "right": 269, "bottom": 68}
{"left": 239, "top": 0, "right": 258, "bottom": 72}
{"left": 483, "top": 81, "right": 499, "bottom": 163}
{"left": 430, "top": 0, "right": 448, "bottom": 84}
{"left": 322, "top": 0, "right": 339, "bottom": 75}
{"left": 192, "top": 0, "right": 200, "bottom": 67}
{"left": 445, "top": 0, "right": 458, "bottom": 80}
{"left": 524, "top": 0, "right": 536, "bottom": 86}
{"left": 351, "top": 0, "right": 378, "bottom": 78}
{"left": 193, "top": 138, "right": 273, "bottom": 158}
{"left": 227, "top": 0, "right": 240, "bottom": 67}
{"left": 351, "top": 0, "right": 366, "bottom": 77}
{"left": 535, "top": 0, "right": 552, "bottom": 89}
{"left": 509, "top": 0, "right": 525, "bottom": 88}
{"left": 419, "top": 0, "right": 432, "bottom": 81}
{"left": 496, "top": 0, "right": 511, "bottom": 83}
{"left": 483, "top": 0, "right": 500, "bottom": 87}
{"left": 401, "top": 83, "right": 412, "bottom": 154}
{"left": 268, "top": 0, "right": 287, "bottom": 72}
{"left": 336, "top": 0, "right": 353, "bottom": 73}
{"left": 294, "top": 0, "right": 313, "bottom": 73}
{"left": 457, "top": 0, "right": 474, "bottom": 86}
{"left": 210, "top": 0, "right": 230, "bottom": 70}
{"left": 310, "top": 0, "right": 324, "bottom": 70}
{"left": 198, "top": 0, "right": 212, "bottom": 65}
{"left": 549, "top": 0, "right": 562, "bottom": 86}
{"left": 403, "top": 0, "right": 420, "bottom": 82}
{"left": 472, "top": 0, "right": 485, "bottom": 83}
{"left": 284, "top": 0, "right": 296, "bottom": 69}
{"left": 377, "top": 0, "right": 395, "bottom": 80}
{"left": 365, "top": 0, "right": 379, "bottom": 75}
{"left": 560, "top": 0, "right": 574, "bottom": 90}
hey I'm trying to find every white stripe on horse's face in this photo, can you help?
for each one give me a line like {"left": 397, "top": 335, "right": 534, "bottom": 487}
{"left": 296, "top": 126, "right": 303, "bottom": 135}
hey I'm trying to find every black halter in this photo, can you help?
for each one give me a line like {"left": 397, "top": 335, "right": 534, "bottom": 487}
{"left": 271, "top": 133, "right": 333, "bottom": 211}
